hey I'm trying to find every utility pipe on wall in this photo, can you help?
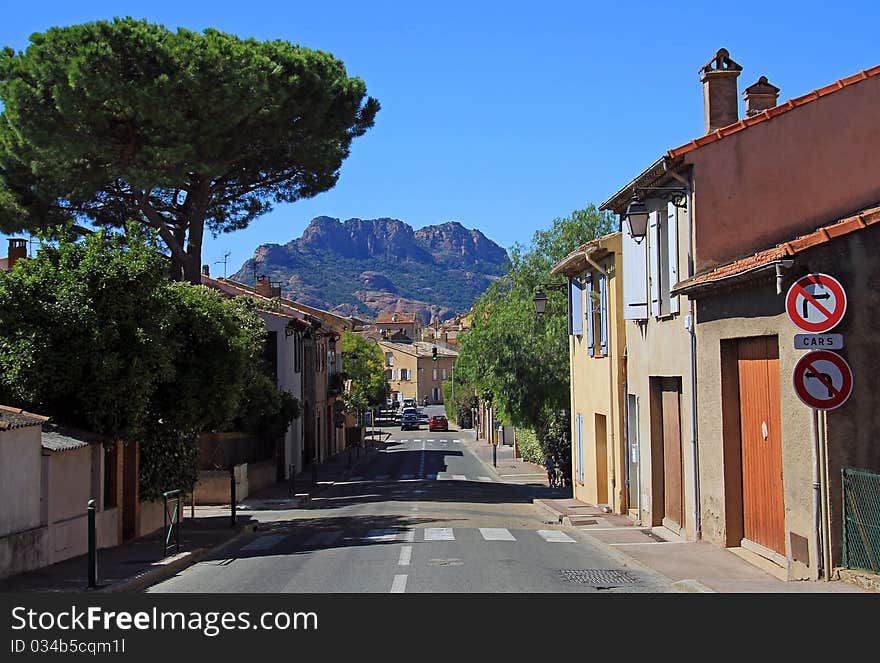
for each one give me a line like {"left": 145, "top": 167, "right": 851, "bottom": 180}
{"left": 810, "top": 409, "right": 823, "bottom": 581}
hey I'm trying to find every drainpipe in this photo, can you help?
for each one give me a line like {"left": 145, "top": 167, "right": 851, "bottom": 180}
{"left": 583, "top": 250, "right": 618, "bottom": 512}
{"left": 669, "top": 169, "right": 700, "bottom": 541}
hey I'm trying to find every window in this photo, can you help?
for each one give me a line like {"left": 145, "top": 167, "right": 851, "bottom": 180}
{"left": 649, "top": 203, "right": 680, "bottom": 318}
{"left": 585, "top": 272, "right": 595, "bottom": 355}
{"left": 401, "top": 368, "right": 411, "bottom": 381}
{"left": 442, "top": 368, "right": 447, "bottom": 380}
{"left": 385, "top": 352, "right": 394, "bottom": 367}
{"left": 386, "top": 368, "right": 394, "bottom": 380}
{"left": 598, "top": 270, "right": 608, "bottom": 356}
{"left": 433, "top": 368, "right": 438, "bottom": 381}
{"left": 568, "top": 276, "right": 584, "bottom": 335}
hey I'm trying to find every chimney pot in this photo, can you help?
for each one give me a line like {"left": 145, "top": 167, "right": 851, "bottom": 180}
{"left": 6, "top": 238, "right": 27, "bottom": 270}
{"left": 699, "top": 48, "right": 743, "bottom": 134}
{"left": 743, "top": 75, "right": 781, "bottom": 116}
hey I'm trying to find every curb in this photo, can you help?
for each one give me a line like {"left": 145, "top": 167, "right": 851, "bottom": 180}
{"left": 100, "top": 523, "right": 261, "bottom": 593}
{"left": 532, "top": 498, "right": 564, "bottom": 524}
{"left": 670, "top": 579, "right": 716, "bottom": 593}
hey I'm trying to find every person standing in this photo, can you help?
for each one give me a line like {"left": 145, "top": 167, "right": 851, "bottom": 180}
{"left": 545, "top": 455, "right": 556, "bottom": 488}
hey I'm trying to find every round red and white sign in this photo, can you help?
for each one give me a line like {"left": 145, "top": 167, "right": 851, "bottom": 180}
{"left": 792, "top": 350, "right": 853, "bottom": 410}
{"left": 785, "top": 273, "right": 847, "bottom": 333}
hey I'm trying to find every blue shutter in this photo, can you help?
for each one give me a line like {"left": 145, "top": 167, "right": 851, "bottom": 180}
{"left": 599, "top": 271, "right": 608, "bottom": 355}
{"left": 585, "top": 272, "right": 594, "bottom": 356}
{"left": 622, "top": 222, "right": 648, "bottom": 320}
{"left": 568, "top": 277, "right": 584, "bottom": 336}
{"left": 649, "top": 211, "right": 661, "bottom": 317}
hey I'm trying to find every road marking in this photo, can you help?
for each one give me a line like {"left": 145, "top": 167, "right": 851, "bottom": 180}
{"left": 479, "top": 528, "right": 516, "bottom": 541}
{"left": 402, "top": 529, "right": 415, "bottom": 542}
{"left": 537, "top": 530, "right": 576, "bottom": 543}
{"left": 364, "top": 529, "right": 399, "bottom": 542}
{"left": 452, "top": 474, "right": 467, "bottom": 480}
{"left": 390, "top": 574, "right": 407, "bottom": 593}
{"left": 424, "top": 528, "right": 455, "bottom": 541}
{"left": 305, "top": 530, "right": 342, "bottom": 546}
{"left": 240, "top": 535, "right": 286, "bottom": 552}
{"left": 398, "top": 546, "right": 412, "bottom": 566}
{"left": 478, "top": 476, "right": 492, "bottom": 482}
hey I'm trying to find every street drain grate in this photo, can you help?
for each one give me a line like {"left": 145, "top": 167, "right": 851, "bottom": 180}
{"left": 558, "top": 569, "right": 641, "bottom": 585}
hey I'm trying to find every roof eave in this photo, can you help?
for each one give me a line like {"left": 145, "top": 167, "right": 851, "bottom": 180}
{"left": 600, "top": 156, "right": 684, "bottom": 213}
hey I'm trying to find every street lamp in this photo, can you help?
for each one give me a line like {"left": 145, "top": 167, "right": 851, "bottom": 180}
{"left": 532, "top": 290, "right": 548, "bottom": 315}
{"left": 623, "top": 187, "right": 687, "bottom": 244}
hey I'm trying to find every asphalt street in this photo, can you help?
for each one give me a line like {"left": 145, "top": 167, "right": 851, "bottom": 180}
{"left": 149, "top": 409, "right": 673, "bottom": 593}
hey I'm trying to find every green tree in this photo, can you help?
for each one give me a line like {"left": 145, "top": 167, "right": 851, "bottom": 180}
{"left": 0, "top": 225, "right": 293, "bottom": 499}
{"left": 0, "top": 17, "right": 379, "bottom": 282}
{"left": 455, "top": 205, "right": 615, "bottom": 453}
{"left": 340, "top": 331, "right": 389, "bottom": 407}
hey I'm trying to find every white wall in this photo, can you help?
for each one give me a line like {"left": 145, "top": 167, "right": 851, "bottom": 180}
{"left": 0, "top": 427, "right": 43, "bottom": 537}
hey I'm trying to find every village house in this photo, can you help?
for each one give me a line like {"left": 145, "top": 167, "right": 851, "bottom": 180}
{"left": 601, "top": 49, "right": 880, "bottom": 577}
{"left": 377, "top": 339, "right": 457, "bottom": 405}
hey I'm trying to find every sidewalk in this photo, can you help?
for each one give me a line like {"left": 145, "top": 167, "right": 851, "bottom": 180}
{"left": 0, "top": 437, "right": 386, "bottom": 593}
{"left": 461, "top": 431, "right": 870, "bottom": 593}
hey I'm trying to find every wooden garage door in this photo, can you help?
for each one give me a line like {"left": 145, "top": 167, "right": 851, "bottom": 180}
{"left": 661, "top": 381, "right": 683, "bottom": 530}
{"left": 737, "top": 336, "right": 785, "bottom": 555}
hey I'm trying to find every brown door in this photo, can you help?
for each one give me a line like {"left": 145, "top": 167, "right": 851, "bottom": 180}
{"left": 737, "top": 337, "right": 785, "bottom": 555}
{"left": 661, "top": 380, "right": 684, "bottom": 529}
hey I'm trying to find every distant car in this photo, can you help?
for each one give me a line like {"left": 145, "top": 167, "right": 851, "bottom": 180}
{"left": 400, "top": 411, "right": 420, "bottom": 431}
{"left": 402, "top": 398, "right": 418, "bottom": 410}
{"left": 428, "top": 415, "right": 448, "bottom": 432}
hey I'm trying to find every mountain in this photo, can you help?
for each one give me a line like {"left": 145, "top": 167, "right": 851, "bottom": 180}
{"left": 231, "top": 217, "right": 509, "bottom": 323}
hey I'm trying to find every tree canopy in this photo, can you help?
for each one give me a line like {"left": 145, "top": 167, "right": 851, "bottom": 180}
{"left": 0, "top": 17, "right": 379, "bottom": 282}
{"left": 340, "top": 331, "right": 389, "bottom": 409}
{"left": 0, "top": 225, "right": 296, "bottom": 498}
{"left": 455, "top": 205, "right": 617, "bottom": 454}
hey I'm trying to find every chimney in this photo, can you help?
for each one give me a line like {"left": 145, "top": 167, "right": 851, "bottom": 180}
{"left": 699, "top": 48, "right": 743, "bottom": 133}
{"left": 743, "top": 76, "right": 780, "bottom": 116}
{"left": 201, "top": 264, "right": 210, "bottom": 276}
{"left": 6, "top": 238, "right": 27, "bottom": 269}
{"left": 255, "top": 274, "right": 272, "bottom": 297}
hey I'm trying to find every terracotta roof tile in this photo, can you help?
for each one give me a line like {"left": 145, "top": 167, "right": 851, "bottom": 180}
{"left": 668, "top": 64, "right": 880, "bottom": 158}
{"left": 674, "top": 204, "right": 880, "bottom": 294}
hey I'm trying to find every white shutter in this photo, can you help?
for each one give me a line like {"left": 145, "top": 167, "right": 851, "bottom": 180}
{"left": 568, "top": 277, "right": 584, "bottom": 336}
{"left": 585, "top": 272, "right": 595, "bottom": 356}
{"left": 667, "top": 202, "right": 680, "bottom": 315}
{"left": 622, "top": 224, "right": 648, "bottom": 320}
{"left": 599, "top": 271, "right": 608, "bottom": 355}
{"left": 649, "top": 211, "right": 662, "bottom": 317}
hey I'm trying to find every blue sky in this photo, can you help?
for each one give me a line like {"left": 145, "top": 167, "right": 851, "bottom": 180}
{"left": 2, "top": 1, "right": 878, "bottom": 275}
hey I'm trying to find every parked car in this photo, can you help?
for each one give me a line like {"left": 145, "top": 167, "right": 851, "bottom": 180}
{"left": 428, "top": 415, "right": 448, "bottom": 432}
{"left": 400, "top": 411, "right": 420, "bottom": 431}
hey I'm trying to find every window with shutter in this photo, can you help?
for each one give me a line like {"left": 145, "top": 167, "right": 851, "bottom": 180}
{"left": 649, "top": 211, "right": 662, "bottom": 317}
{"left": 622, "top": 225, "right": 648, "bottom": 320}
{"left": 568, "top": 277, "right": 584, "bottom": 336}
{"left": 576, "top": 413, "right": 584, "bottom": 484}
{"left": 585, "top": 272, "right": 595, "bottom": 356}
{"left": 599, "top": 271, "right": 608, "bottom": 356}
{"left": 667, "top": 202, "right": 680, "bottom": 315}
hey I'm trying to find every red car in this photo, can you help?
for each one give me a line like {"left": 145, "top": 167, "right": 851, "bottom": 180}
{"left": 428, "top": 415, "right": 449, "bottom": 432}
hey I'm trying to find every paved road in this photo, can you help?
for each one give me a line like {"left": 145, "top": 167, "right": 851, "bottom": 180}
{"left": 149, "top": 417, "right": 672, "bottom": 593}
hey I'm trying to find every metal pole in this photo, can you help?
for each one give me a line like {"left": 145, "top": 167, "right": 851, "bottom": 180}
{"left": 493, "top": 443, "right": 497, "bottom": 467}
{"left": 87, "top": 499, "right": 97, "bottom": 588}
{"left": 230, "top": 467, "right": 236, "bottom": 528}
{"left": 289, "top": 464, "right": 296, "bottom": 497}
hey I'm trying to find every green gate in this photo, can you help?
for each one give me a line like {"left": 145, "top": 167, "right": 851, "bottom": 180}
{"left": 842, "top": 467, "right": 880, "bottom": 574}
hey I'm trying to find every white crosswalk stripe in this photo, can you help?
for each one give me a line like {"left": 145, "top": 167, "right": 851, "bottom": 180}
{"left": 478, "top": 476, "right": 492, "bottom": 482}
{"left": 423, "top": 527, "right": 455, "bottom": 541}
{"left": 240, "top": 535, "right": 286, "bottom": 552}
{"left": 390, "top": 574, "right": 407, "bottom": 593}
{"left": 451, "top": 474, "right": 467, "bottom": 480}
{"left": 537, "top": 530, "right": 576, "bottom": 543}
{"left": 479, "top": 528, "right": 516, "bottom": 541}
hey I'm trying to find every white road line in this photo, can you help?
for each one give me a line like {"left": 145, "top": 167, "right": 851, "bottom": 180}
{"left": 537, "top": 530, "right": 576, "bottom": 543}
{"left": 305, "top": 530, "right": 342, "bottom": 546}
{"left": 479, "top": 528, "right": 516, "bottom": 541}
{"left": 364, "top": 529, "right": 399, "bottom": 542}
{"left": 424, "top": 528, "right": 455, "bottom": 541}
{"left": 398, "top": 546, "right": 412, "bottom": 566}
{"left": 240, "top": 535, "right": 286, "bottom": 552}
{"left": 451, "top": 474, "right": 467, "bottom": 480}
{"left": 478, "top": 476, "right": 492, "bottom": 482}
{"left": 390, "top": 574, "right": 407, "bottom": 593}
{"left": 402, "top": 529, "right": 415, "bottom": 542}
